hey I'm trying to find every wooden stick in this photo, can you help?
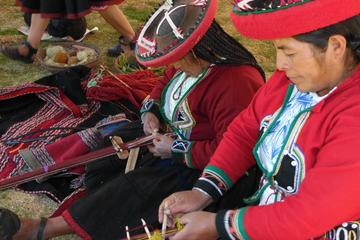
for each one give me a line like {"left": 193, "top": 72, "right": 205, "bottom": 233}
{"left": 100, "top": 64, "right": 131, "bottom": 89}
{"left": 141, "top": 218, "right": 152, "bottom": 239}
{"left": 110, "top": 136, "right": 129, "bottom": 160}
{"left": 0, "top": 145, "right": 116, "bottom": 191}
{"left": 161, "top": 202, "right": 168, "bottom": 239}
{"left": 0, "top": 134, "right": 173, "bottom": 190}
{"left": 120, "top": 133, "right": 176, "bottom": 151}
{"left": 126, "top": 226, "right": 131, "bottom": 240}
{"left": 110, "top": 136, "right": 122, "bottom": 152}
{"left": 125, "top": 147, "right": 139, "bottom": 173}
{"left": 119, "top": 228, "right": 179, "bottom": 240}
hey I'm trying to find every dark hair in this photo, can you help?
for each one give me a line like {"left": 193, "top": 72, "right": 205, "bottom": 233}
{"left": 193, "top": 20, "right": 265, "bottom": 79}
{"left": 295, "top": 14, "right": 360, "bottom": 64}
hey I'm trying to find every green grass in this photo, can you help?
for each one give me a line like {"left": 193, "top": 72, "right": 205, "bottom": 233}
{"left": 0, "top": 1, "right": 275, "bottom": 239}
{"left": 123, "top": 5, "right": 155, "bottom": 22}
{"left": 0, "top": 28, "right": 22, "bottom": 36}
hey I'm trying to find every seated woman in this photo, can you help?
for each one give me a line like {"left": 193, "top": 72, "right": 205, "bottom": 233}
{"left": 0, "top": 0, "right": 265, "bottom": 239}
{"left": 158, "top": 1, "right": 360, "bottom": 239}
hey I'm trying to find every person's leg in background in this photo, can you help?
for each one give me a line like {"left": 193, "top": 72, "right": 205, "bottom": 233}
{"left": 10, "top": 215, "right": 72, "bottom": 240}
{"left": 0, "top": 13, "right": 49, "bottom": 63}
{"left": 27, "top": 14, "right": 49, "bottom": 51}
{"left": 98, "top": 5, "right": 136, "bottom": 57}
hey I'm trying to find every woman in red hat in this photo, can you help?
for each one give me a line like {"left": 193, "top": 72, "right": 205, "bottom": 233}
{"left": 0, "top": 0, "right": 135, "bottom": 63}
{"left": 158, "top": 0, "right": 360, "bottom": 239}
{"left": 0, "top": 0, "right": 265, "bottom": 239}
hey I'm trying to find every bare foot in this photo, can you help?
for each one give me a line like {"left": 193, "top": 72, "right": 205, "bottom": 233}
{"left": 13, "top": 218, "right": 46, "bottom": 240}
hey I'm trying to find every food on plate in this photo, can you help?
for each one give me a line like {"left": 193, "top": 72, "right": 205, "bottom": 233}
{"left": 44, "top": 44, "right": 97, "bottom": 67}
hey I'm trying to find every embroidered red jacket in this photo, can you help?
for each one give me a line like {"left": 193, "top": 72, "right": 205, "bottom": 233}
{"left": 149, "top": 65, "right": 264, "bottom": 169}
{"left": 194, "top": 65, "right": 360, "bottom": 239}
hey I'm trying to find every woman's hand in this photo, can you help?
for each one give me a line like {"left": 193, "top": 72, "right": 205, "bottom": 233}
{"left": 147, "top": 133, "right": 173, "bottom": 159}
{"left": 158, "top": 190, "right": 213, "bottom": 226}
{"left": 170, "top": 211, "right": 218, "bottom": 240}
{"left": 142, "top": 112, "right": 160, "bottom": 135}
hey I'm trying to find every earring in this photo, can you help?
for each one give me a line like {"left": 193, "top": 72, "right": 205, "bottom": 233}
{"left": 191, "top": 50, "right": 202, "bottom": 66}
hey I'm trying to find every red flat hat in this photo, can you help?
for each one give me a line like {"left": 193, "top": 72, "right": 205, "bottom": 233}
{"left": 135, "top": 0, "right": 218, "bottom": 67}
{"left": 230, "top": 0, "right": 360, "bottom": 40}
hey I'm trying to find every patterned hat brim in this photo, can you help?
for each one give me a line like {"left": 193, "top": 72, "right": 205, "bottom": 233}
{"left": 135, "top": 0, "right": 218, "bottom": 67}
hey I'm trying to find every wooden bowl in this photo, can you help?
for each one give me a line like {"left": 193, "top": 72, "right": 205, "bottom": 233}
{"left": 37, "top": 42, "right": 101, "bottom": 72}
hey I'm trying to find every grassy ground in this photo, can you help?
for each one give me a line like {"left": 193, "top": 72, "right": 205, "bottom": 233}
{"left": 0, "top": 0, "right": 275, "bottom": 85}
{"left": 0, "top": 1, "right": 275, "bottom": 239}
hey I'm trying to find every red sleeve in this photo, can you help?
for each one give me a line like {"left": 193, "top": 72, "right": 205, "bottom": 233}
{"left": 190, "top": 66, "right": 264, "bottom": 170}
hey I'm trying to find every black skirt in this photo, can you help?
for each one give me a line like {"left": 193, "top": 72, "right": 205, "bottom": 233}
{"left": 64, "top": 149, "right": 260, "bottom": 240}
{"left": 66, "top": 152, "right": 202, "bottom": 239}
{"left": 17, "top": 0, "right": 125, "bottom": 19}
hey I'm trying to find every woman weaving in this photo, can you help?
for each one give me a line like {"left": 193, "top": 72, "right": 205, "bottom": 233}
{"left": 158, "top": 0, "right": 360, "bottom": 239}
{"left": 0, "top": 0, "right": 265, "bottom": 239}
